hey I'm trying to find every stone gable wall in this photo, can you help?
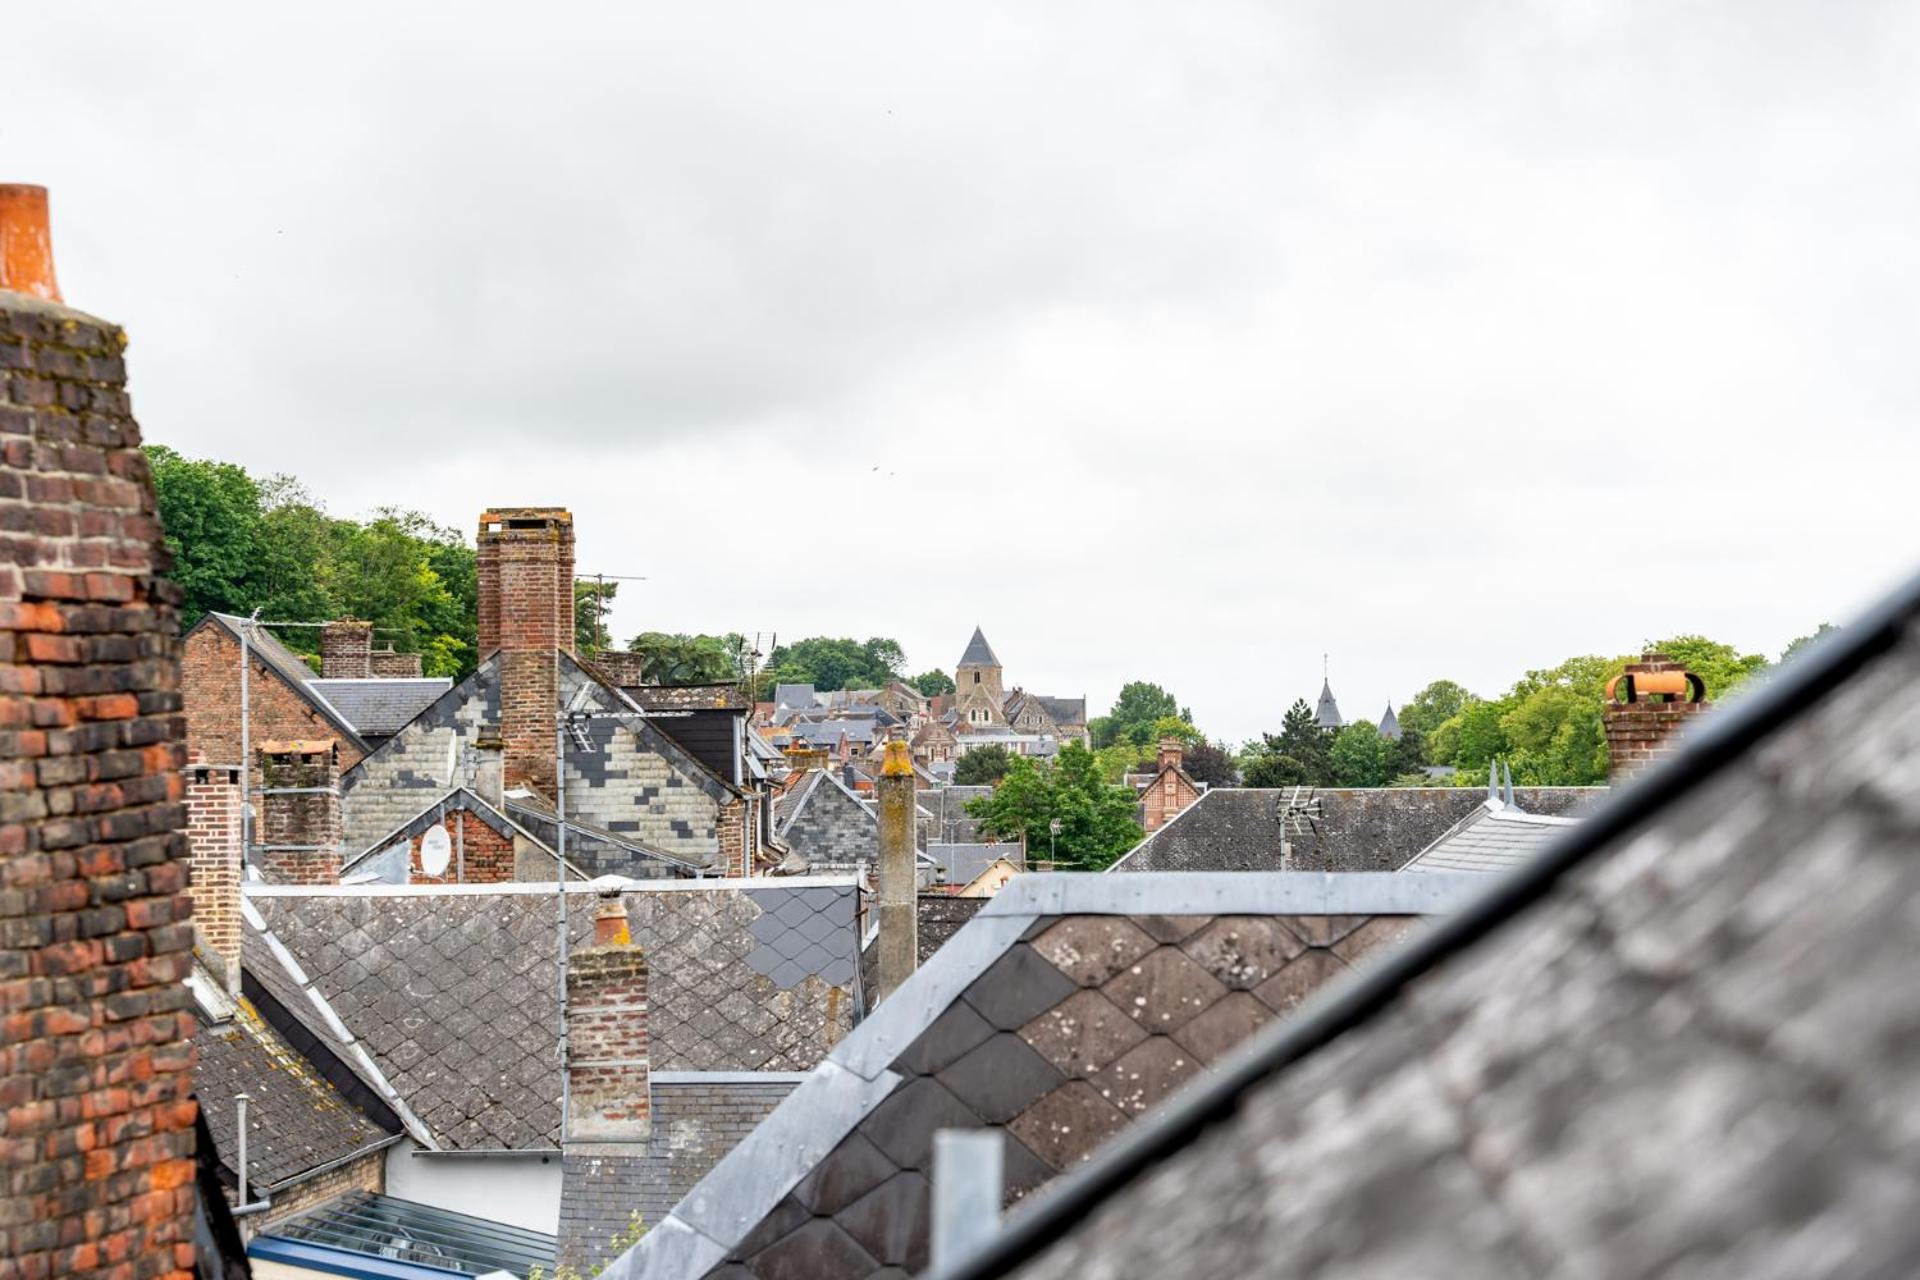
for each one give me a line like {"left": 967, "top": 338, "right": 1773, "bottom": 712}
{"left": 0, "top": 291, "right": 198, "bottom": 1279}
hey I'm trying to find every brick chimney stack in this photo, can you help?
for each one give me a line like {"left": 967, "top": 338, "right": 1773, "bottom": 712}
{"left": 319, "top": 618, "right": 373, "bottom": 679}
{"left": 186, "top": 760, "right": 245, "bottom": 993}
{"left": 369, "top": 647, "right": 423, "bottom": 678}
{"left": 1157, "top": 736, "right": 1184, "bottom": 773}
{"left": 566, "top": 888, "right": 651, "bottom": 1142}
{"left": 477, "top": 507, "right": 575, "bottom": 796}
{"left": 255, "top": 739, "right": 342, "bottom": 883}
{"left": 1603, "top": 654, "right": 1709, "bottom": 781}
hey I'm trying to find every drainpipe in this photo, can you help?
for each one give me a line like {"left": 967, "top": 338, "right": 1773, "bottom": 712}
{"left": 231, "top": 1093, "right": 271, "bottom": 1215}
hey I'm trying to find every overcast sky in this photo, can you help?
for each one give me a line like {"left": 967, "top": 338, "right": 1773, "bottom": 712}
{"left": 9, "top": 3, "right": 1917, "bottom": 742}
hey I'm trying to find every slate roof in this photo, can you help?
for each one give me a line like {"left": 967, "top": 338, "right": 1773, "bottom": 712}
{"left": 242, "top": 879, "right": 862, "bottom": 1152}
{"left": 957, "top": 627, "right": 1001, "bottom": 669}
{"left": 917, "top": 895, "right": 988, "bottom": 963}
{"left": 1314, "top": 678, "right": 1342, "bottom": 729}
{"left": 942, "top": 568, "right": 1920, "bottom": 1280}
{"left": 1398, "top": 798, "right": 1578, "bottom": 874}
{"left": 1378, "top": 703, "right": 1402, "bottom": 741}
{"left": 1111, "top": 786, "right": 1603, "bottom": 874}
{"left": 197, "top": 613, "right": 369, "bottom": 752}
{"left": 918, "top": 787, "right": 993, "bottom": 845}
{"left": 1032, "top": 695, "right": 1086, "bottom": 728}
{"left": 774, "top": 684, "right": 818, "bottom": 710}
{"left": 194, "top": 1002, "right": 397, "bottom": 1194}
{"left": 601, "top": 872, "right": 1486, "bottom": 1279}
{"left": 927, "top": 843, "right": 1022, "bottom": 888}
{"left": 558, "top": 1074, "right": 804, "bottom": 1273}
{"left": 307, "top": 678, "right": 455, "bottom": 738}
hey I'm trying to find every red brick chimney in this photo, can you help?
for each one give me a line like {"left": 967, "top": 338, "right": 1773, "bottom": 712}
{"left": 186, "top": 759, "right": 245, "bottom": 993}
{"left": 255, "top": 739, "right": 343, "bottom": 883}
{"left": 1603, "top": 653, "right": 1709, "bottom": 781}
{"left": 319, "top": 618, "right": 373, "bottom": 679}
{"left": 1157, "top": 735, "right": 1184, "bottom": 773}
{"left": 477, "top": 508, "right": 575, "bottom": 796}
{"left": 566, "top": 890, "right": 651, "bottom": 1141}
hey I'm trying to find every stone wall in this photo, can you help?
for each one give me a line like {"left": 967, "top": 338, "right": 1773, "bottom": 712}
{"left": 0, "top": 289, "right": 198, "bottom": 1278}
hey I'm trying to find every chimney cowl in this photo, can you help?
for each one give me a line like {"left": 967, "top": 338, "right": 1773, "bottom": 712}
{"left": 0, "top": 185, "right": 61, "bottom": 302}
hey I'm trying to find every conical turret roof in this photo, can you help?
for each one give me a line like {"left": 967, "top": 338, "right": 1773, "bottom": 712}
{"left": 1316, "top": 678, "right": 1343, "bottom": 730}
{"left": 1379, "top": 703, "right": 1401, "bottom": 741}
{"left": 958, "top": 626, "right": 1001, "bottom": 669}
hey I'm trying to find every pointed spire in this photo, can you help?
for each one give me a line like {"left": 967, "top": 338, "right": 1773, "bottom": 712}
{"left": 1315, "top": 670, "right": 1342, "bottom": 730}
{"left": 1378, "top": 703, "right": 1401, "bottom": 741}
{"left": 957, "top": 626, "right": 1001, "bottom": 669}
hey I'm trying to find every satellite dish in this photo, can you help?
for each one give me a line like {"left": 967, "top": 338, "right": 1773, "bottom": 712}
{"left": 419, "top": 825, "right": 452, "bottom": 877}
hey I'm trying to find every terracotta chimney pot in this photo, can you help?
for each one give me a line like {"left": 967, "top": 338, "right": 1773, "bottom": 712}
{"left": 0, "top": 185, "right": 61, "bottom": 302}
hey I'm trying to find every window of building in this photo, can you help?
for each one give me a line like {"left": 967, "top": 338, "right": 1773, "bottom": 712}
{"left": 973, "top": 672, "right": 981, "bottom": 684}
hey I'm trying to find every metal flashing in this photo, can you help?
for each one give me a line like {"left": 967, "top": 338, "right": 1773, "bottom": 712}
{"left": 984, "top": 871, "right": 1488, "bottom": 919}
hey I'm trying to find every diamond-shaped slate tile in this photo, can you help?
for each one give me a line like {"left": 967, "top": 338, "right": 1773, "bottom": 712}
{"left": 1330, "top": 915, "right": 1420, "bottom": 963}
{"left": 749, "top": 1219, "right": 879, "bottom": 1280}
{"left": 935, "top": 1033, "right": 1066, "bottom": 1125}
{"left": 1252, "top": 948, "right": 1349, "bottom": 1015}
{"left": 1031, "top": 917, "right": 1157, "bottom": 987}
{"left": 1006, "top": 1080, "right": 1130, "bottom": 1171}
{"left": 1002, "top": 1132, "right": 1056, "bottom": 1204}
{"left": 1088, "top": 1035, "right": 1202, "bottom": 1116}
{"left": 1172, "top": 990, "right": 1274, "bottom": 1066}
{"left": 1018, "top": 988, "right": 1149, "bottom": 1077}
{"left": 1131, "top": 914, "right": 1215, "bottom": 944}
{"left": 1101, "top": 946, "right": 1229, "bottom": 1033}
{"left": 961, "top": 945, "right": 1079, "bottom": 1032}
{"left": 892, "top": 999, "right": 996, "bottom": 1077}
{"left": 836, "top": 1170, "right": 931, "bottom": 1270}
{"left": 792, "top": 1130, "right": 900, "bottom": 1217}
{"left": 1288, "top": 913, "right": 1369, "bottom": 947}
{"left": 857, "top": 1076, "right": 982, "bottom": 1171}
{"left": 1180, "top": 917, "right": 1305, "bottom": 989}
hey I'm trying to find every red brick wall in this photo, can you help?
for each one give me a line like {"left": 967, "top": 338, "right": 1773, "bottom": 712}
{"left": 255, "top": 744, "right": 340, "bottom": 884}
{"left": 476, "top": 508, "right": 574, "bottom": 797}
{"left": 368, "top": 650, "right": 421, "bottom": 679}
{"left": 407, "top": 809, "right": 515, "bottom": 885}
{"left": 717, "top": 797, "right": 748, "bottom": 878}
{"left": 318, "top": 620, "right": 371, "bottom": 680}
{"left": 1604, "top": 655, "right": 1710, "bottom": 780}
{"left": 184, "top": 761, "right": 242, "bottom": 990}
{"left": 1142, "top": 769, "right": 1200, "bottom": 833}
{"left": 179, "top": 623, "right": 366, "bottom": 791}
{"left": 565, "top": 914, "right": 650, "bottom": 1140}
{"left": 0, "top": 293, "right": 198, "bottom": 1279}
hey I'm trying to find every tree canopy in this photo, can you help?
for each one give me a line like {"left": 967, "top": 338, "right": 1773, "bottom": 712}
{"left": 953, "top": 743, "right": 1013, "bottom": 786}
{"left": 764, "top": 636, "right": 906, "bottom": 692}
{"left": 1090, "top": 681, "right": 1191, "bottom": 749}
{"left": 621, "top": 632, "right": 746, "bottom": 685}
{"left": 147, "top": 446, "right": 478, "bottom": 677}
{"left": 966, "top": 743, "right": 1143, "bottom": 869}
{"left": 911, "top": 669, "right": 956, "bottom": 698}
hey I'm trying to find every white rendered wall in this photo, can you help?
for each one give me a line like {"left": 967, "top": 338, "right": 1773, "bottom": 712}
{"left": 383, "top": 1141, "right": 563, "bottom": 1234}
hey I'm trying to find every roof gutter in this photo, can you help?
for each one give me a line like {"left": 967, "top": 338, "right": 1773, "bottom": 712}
{"left": 931, "top": 566, "right": 1920, "bottom": 1280}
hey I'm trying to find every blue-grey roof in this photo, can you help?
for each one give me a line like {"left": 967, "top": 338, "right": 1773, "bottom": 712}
{"left": 927, "top": 842, "right": 1022, "bottom": 887}
{"left": 1397, "top": 799, "right": 1577, "bottom": 874}
{"left": 1315, "top": 678, "right": 1342, "bottom": 729}
{"left": 308, "top": 678, "right": 455, "bottom": 737}
{"left": 958, "top": 627, "right": 1001, "bottom": 669}
{"left": 1378, "top": 703, "right": 1402, "bottom": 741}
{"left": 774, "top": 684, "right": 818, "bottom": 709}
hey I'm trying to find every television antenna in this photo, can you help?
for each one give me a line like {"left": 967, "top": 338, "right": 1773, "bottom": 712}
{"left": 1275, "top": 785, "right": 1323, "bottom": 871}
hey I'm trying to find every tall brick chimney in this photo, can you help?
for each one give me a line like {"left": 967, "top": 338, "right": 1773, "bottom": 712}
{"left": 186, "top": 760, "right": 245, "bottom": 993}
{"left": 566, "top": 889, "right": 651, "bottom": 1142}
{"left": 1157, "top": 735, "right": 1184, "bottom": 773}
{"left": 1603, "top": 653, "right": 1709, "bottom": 781}
{"left": 1, "top": 184, "right": 202, "bottom": 1279}
{"left": 319, "top": 618, "right": 373, "bottom": 679}
{"left": 477, "top": 507, "right": 575, "bottom": 796}
{"left": 255, "top": 739, "right": 342, "bottom": 883}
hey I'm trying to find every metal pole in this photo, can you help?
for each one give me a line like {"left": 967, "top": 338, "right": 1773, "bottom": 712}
{"left": 238, "top": 610, "right": 260, "bottom": 872}
{"left": 236, "top": 1093, "right": 251, "bottom": 1206}
{"left": 556, "top": 714, "right": 570, "bottom": 1127}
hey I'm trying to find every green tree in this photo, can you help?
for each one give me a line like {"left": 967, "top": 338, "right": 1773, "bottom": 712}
{"left": 765, "top": 636, "right": 906, "bottom": 691}
{"left": 147, "top": 445, "right": 274, "bottom": 626}
{"left": 911, "top": 669, "right": 956, "bottom": 698}
{"left": 574, "top": 580, "right": 619, "bottom": 656}
{"left": 1093, "top": 743, "right": 1155, "bottom": 784}
{"left": 1649, "top": 634, "right": 1768, "bottom": 700}
{"left": 1241, "top": 699, "right": 1332, "bottom": 787}
{"left": 1780, "top": 624, "right": 1837, "bottom": 665}
{"left": 967, "top": 744, "right": 1142, "bottom": 869}
{"left": 953, "top": 743, "right": 1013, "bottom": 786}
{"left": 1396, "top": 680, "right": 1472, "bottom": 745}
{"left": 1329, "top": 722, "right": 1396, "bottom": 787}
{"left": 622, "top": 632, "right": 743, "bottom": 685}
{"left": 1092, "top": 681, "right": 1190, "bottom": 749}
